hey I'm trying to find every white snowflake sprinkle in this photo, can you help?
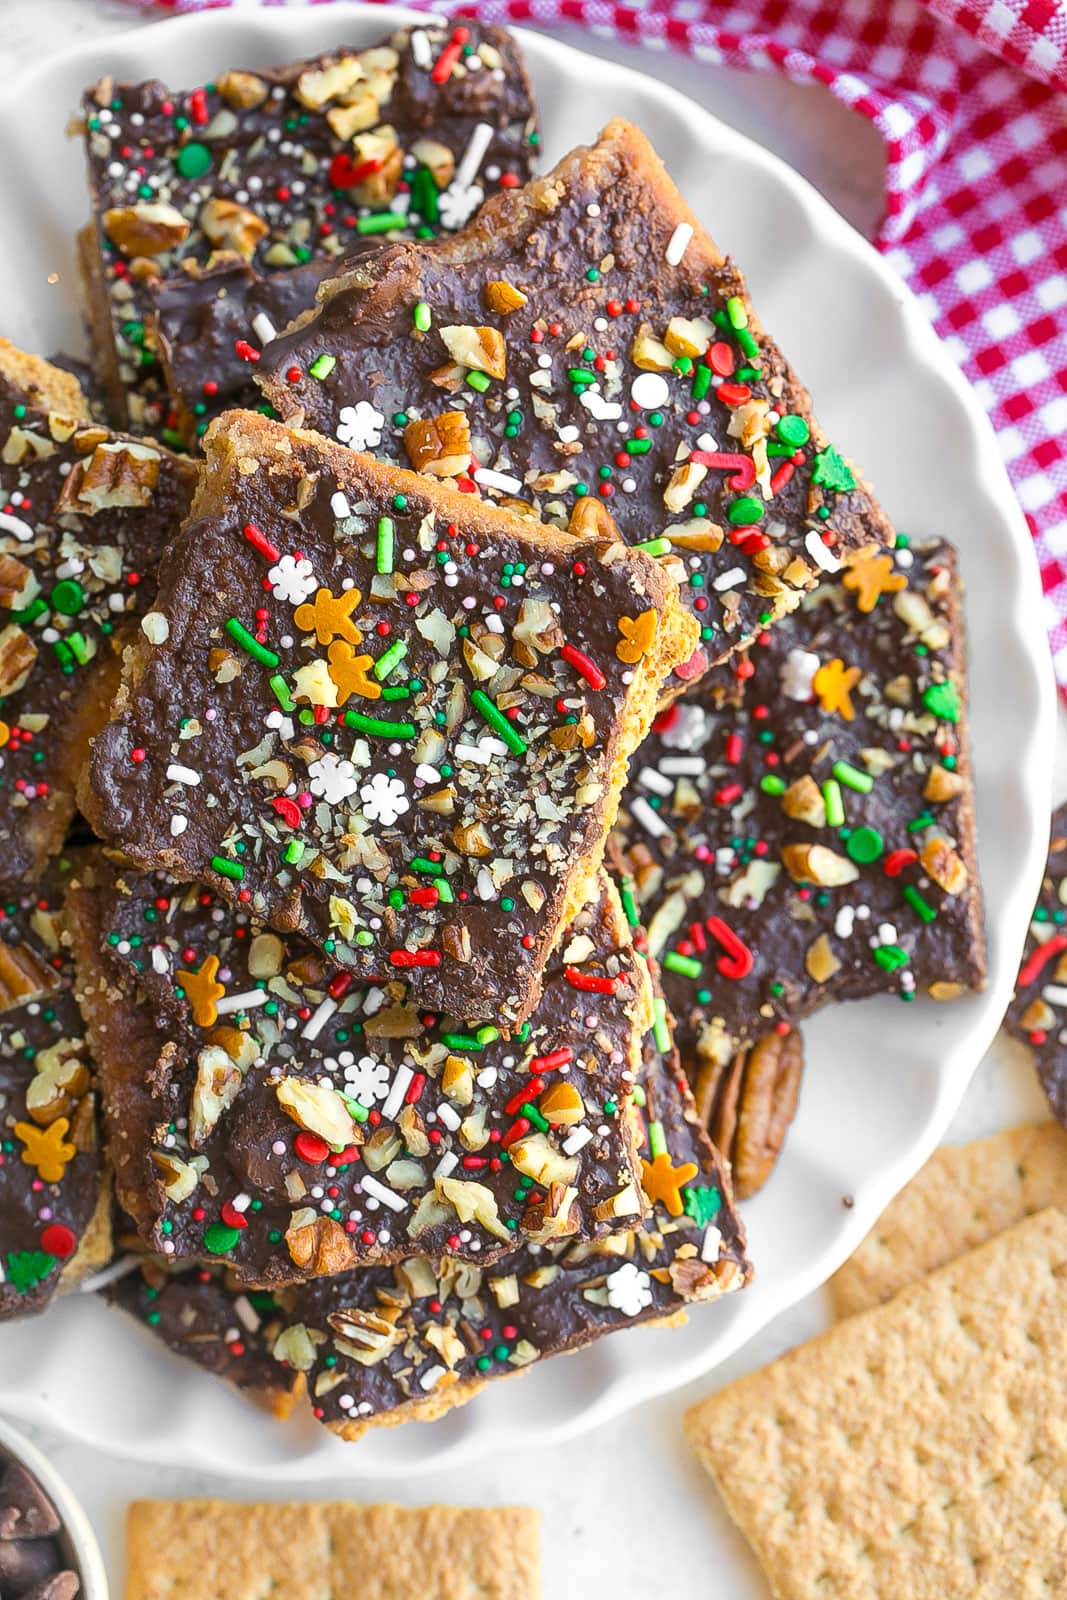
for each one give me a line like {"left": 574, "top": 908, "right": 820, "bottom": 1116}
{"left": 360, "top": 771, "right": 410, "bottom": 826}
{"left": 308, "top": 752, "right": 359, "bottom": 805}
{"left": 605, "top": 1261, "right": 653, "bottom": 1317}
{"left": 268, "top": 553, "right": 316, "bottom": 605}
{"left": 344, "top": 1054, "right": 392, "bottom": 1105}
{"left": 336, "top": 400, "right": 385, "bottom": 452}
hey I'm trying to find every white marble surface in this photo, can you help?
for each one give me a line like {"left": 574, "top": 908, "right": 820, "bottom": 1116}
{"left": 0, "top": 5, "right": 1059, "bottom": 1596}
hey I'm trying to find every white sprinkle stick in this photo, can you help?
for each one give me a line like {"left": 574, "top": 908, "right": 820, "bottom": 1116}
{"left": 638, "top": 766, "right": 673, "bottom": 797}
{"left": 659, "top": 756, "right": 706, "bottom": 775}
{"left": 330, "top": 490, "right": 352, "bottom": 519}
{"left": 169, "top": 815, "right": 188, "bottom": 838}
{"left": 454, "top": 122, "right": 494, "bottom": 192}
{"left": 419, "top": 1363, "right": 446, "bottom": 1392}
{"left": 380, "top": 1062, "right": 414, "bottom": 1121}
{"left": 454, "top": 741, "right": 493, "bottom": 765}
{"left": 215, "top": 989, "right": 269, "bottom": 1015}
{"left": 630, "top": 796, "right": 669, "bottom": 839}
{"left": 435, "top": 1102, "right": 462, "bottom": 1132}
{"left": 361, "top": 1175, "right": 407, "bottom": 1213}
{"left": 151, "top": 946, "right": 170, "bottom": 975}
{"left": 562, "top": 1126, "right": 594, "bottom": 1156}
{"left": 251, "top": 312, "right": 277, "bottom": 347}
{"left": 301, "top": 995, "right": 337, "bottom": 1042}
{"left": 1043, "top": 984, "right": 1067, "bottom": 1006}
{"left": 166, "top": 763, "right": 200, "bottom": 786}
{"left": 666, "top": 222, "right": 694, "bottom": 266}
{"left": 410, "top": 28, "right": 432, "bottom": 68}
{"left": 805, "top": 528, "right": 842, "bottom": 573}
{"left": 700, "top": 1225, "right": 723, "bottom": 1263}
{"left": 434, "top": 1149, "right": 460, "bottom": 1178}
{"left": 473, "top": 466, "right": 522, "bottom": 495}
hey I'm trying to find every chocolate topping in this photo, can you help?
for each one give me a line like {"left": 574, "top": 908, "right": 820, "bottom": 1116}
{"left": 107, "top": 1254, "right": 296, "bottom": 1410}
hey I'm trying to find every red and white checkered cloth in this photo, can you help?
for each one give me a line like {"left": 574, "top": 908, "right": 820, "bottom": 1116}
{"left": 128, "top": 0, "right": 1067, "bottom": 685}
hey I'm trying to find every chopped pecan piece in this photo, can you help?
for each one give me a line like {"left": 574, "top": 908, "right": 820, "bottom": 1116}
{"left": 54, "top": 440, "right": 160, "bottom": 514}
{"left": 0, "top": 624, "right": 37, "bottom": 696}
{"left": 403, "top": 411, "right": 471, "bottom": 477}
{"left": 286, "top": 1213, "right": 356, "bottom": 1275}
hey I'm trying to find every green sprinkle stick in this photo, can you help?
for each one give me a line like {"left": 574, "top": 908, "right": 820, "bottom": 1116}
{"left": 832, "top": 760, "right": 873, "bottom": 793}
{"left": 648, "top": 1119, "right": 668, "bottom": 1158}
{"left": 470, "top": 688, "right": 527, "bottom": 756}
{"left": 376, "top": 516, "right": 395, "bottom": 575}
{"left": 664, "top": 951, "right": 701, "bottom": 979}
{"left": 211, "top": 856, "right": 244, "bottom": 882}
{"left": 822, "top": 778, "right": 845, "bottom": 828}
{"left": 652, "top": 995, "right": 671, "bottom": 1054}
{"left": 903, "top": 884, "right": 938, "bottom": 923}
{"left": 225, "top": 618, "right": 279, "bottom": 668}
{"left": 343, "top": 711, "right": 416, "bottom": 739}
{"left": 373, "top": 639, "right": 408, "bottom": 680}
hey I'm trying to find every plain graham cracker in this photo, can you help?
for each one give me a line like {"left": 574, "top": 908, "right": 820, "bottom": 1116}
{"left": 828, "top": 1121, "right": 1067, "bottom": 1317}
{"left": 125, "top": 1499, "right": 541, "bottom": 1600}
{"left": 686, "top": 1207, "right": 1067, "bottom": 1599}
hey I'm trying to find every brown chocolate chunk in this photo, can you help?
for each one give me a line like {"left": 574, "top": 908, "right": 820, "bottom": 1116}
{"left": 0, "top": 1464, "right": 60, "bottom": 1540}
{"left": 81, "top": 411, "right": 696, "bottom": 1026}
{"left": 0, "top": 1537, "right": 63, "bottom": 1591}
{"left": 21, "top": 1575, "right": 80, "bottom": 1600}
{"left": 258, "top": 119, "right": 894, "bottom": 681}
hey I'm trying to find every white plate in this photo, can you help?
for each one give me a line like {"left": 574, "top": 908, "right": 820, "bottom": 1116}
{"left": 0, "top": 3, "right": 1054, "bottom": 1481}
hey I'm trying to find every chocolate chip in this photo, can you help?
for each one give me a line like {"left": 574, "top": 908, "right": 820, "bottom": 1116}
{"left": 0, "top": 1465, "right": 60, "bottom": 1540}
{"left": 0, "top": 1537, "right": 60, "bottom": 1592}
{"left": 21, "top": 1574, "right": 80, "bottom": 1600}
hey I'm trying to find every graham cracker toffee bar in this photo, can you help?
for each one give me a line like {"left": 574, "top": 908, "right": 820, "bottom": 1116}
{"left": 614, "top": 537, "right": 984, "bottom": 1072}
{"left": 258, "top": 118, "right": 894, "bottom": 678}
{"left": 78, "top": 23, "right": 538, "bottom": 436}
{"left": 69, "top": 856, "right": 655, "bottom": 1280}
{"left": 0, "top": 342, "right": 195, "bottom": 884}
{"left": 273, "top": 961, "right": 748, "bottom": 1439}
{"left": 83, "top": 410, "right": 696, "bottom": 1026}
{"left": 1, "top": 858, "right": 109, "bottom": 1322}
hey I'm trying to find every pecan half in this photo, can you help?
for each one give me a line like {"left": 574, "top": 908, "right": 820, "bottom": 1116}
{"left": 691, "top": 1027, "right": 804, "bottom": 1199}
